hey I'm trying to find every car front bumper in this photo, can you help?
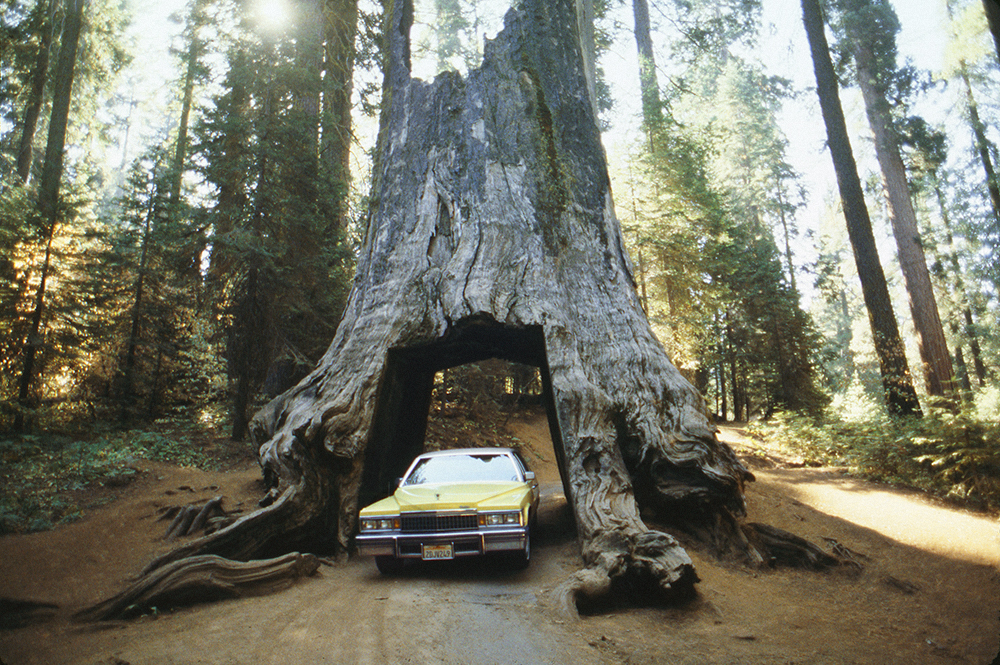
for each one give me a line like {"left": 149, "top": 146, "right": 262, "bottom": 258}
{"left": 356, "top": 526, "right": 527, "bottom": 559}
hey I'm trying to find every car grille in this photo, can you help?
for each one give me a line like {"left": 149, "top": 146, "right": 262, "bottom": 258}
{"left": 400, "top": 512, "right": 478, "bottom": 533}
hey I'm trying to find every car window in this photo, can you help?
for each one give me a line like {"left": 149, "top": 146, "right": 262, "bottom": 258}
{"left": 404, "top": 453, "right": 520, "bottom": 485}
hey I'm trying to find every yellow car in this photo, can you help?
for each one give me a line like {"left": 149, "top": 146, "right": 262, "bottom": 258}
{"left": 356, "top": 447, "right": 540, "bottom": 573}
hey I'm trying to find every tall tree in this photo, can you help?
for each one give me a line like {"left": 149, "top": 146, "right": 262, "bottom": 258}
{"left": 167, "top": 0, "right": 211, "bottom": 212}
{"left": 197, "top": 5, "right": 351, "bottom": 439}
{"left": 13, "top": 0, "right": 85, "bottom": 432}
{"left": 834, "top": 0, "right": 955, "bottom": 400}
{"left": 800, "top": 0, "right": 920, "bottom": 416}
{"left": 983, "top": 0, "right": 1000, "bottom": 61}
{"left": 11, "top": 0, "right": 56, "bottom": 184}
{"left": 321, "top": 0, "right": 359, "bottom": 232}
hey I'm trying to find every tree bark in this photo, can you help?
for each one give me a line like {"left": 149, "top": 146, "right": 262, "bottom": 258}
{"left": 800, "top": 0, "right": 920, "bottom": 416}
{"left": 850, "top": 40, "right": 955, "bottom": 400}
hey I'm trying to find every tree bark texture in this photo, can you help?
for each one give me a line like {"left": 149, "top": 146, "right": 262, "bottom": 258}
{"left": 851, "top": 41, "right": 955, "bottom": 399}
{"left": 139, "top": 0, "right": 845, "bottom": 611}
{"left": 800, "top": 0, "right": 920, "bottom": 416}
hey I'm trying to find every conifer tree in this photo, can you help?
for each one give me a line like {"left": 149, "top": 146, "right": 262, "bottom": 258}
{"left": 800, "top": 0, "right": 920, "bottom": 415}
{"left": 831, "top": 0, "right": 955, "bottom": 400}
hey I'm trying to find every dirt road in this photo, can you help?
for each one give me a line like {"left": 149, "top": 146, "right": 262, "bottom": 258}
{"left": 1, "top": 418, "right": 998, "bottom": 664}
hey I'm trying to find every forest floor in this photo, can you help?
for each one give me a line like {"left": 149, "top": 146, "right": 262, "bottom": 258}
{"left": 0, "top": 409, "right": 998, "bottom": 664}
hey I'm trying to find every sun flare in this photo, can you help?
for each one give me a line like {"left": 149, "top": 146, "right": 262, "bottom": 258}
{"left": 252, "top": 0, "right": 293, "bottom": 31}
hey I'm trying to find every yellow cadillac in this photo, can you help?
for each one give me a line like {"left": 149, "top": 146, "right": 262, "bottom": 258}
{"left": 356, "top": 448, "right": 540, "bottom": 573}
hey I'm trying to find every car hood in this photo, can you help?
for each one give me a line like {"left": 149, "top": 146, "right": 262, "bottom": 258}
{"left": 393, "top": 481, "right": 529, "bottom": 512}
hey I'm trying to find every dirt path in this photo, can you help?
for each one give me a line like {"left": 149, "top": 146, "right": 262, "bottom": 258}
{"left": 1, "top": 418, "right": 998, "bottom": 664}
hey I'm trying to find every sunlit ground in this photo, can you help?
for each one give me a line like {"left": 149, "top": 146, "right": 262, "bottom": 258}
{"left": 762, "top": 467, "right": 1000, "bottom": 566}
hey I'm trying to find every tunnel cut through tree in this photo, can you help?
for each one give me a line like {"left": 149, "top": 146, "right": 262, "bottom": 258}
{"left": 119, "top": 0, "right": 842, "bottom": 615}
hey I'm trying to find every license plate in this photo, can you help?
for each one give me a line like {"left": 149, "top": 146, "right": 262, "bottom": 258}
{"left": 422, "top": 544, "right": 454, "bottom": 560}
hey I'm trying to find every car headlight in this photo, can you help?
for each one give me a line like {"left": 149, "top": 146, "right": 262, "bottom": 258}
{"left": 479, "top": 511, "right": 522, "bottom": 527}
{"left": 360, "top": 517, "right": 400, "bottom": 530}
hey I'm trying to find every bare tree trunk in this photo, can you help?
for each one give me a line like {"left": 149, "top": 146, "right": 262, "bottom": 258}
{"left": 14, "top": 0, "right": 85, "bottom": 433}
{"left": 851, "top": 41, "right": 955, "bottom": 400}
{"left": 800, "top": 0, "right": 920, "bottom": 416}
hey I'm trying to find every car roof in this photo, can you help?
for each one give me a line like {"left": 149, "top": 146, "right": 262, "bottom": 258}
{"left": 415, "top": 447, "right": 517, "bottom": 458}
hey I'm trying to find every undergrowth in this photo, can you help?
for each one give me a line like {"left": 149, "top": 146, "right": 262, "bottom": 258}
{"left": 0, "top": 414, "right": 239, "bottom": 535}
{"left": 749, "top": 386, "right": 1000, "bottom": 512}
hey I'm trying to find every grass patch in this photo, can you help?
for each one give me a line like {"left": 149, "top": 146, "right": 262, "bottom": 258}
{"left": 749, "top": 389, "right": 1000, "bottom": 512}
{"left": 0, "top": 413, "right": 247, "bottom": 535}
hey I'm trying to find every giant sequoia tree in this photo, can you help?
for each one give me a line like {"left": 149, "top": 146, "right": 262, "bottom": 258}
{"left": 128, "top": 0, "right": 838, "bottom": 612}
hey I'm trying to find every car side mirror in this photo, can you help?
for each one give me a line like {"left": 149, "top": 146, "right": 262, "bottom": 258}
{"left": 524, "top": 471, "right": 536, "bottom": 482}
{"left": 389, "top": 477, "right": 403, "bottom": 493}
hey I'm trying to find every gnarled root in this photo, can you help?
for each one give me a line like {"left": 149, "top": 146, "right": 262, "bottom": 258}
{"left": 554, "top": 528, "right": 699, "bottom": 618}
{"left": 76, "top": 553, "right": 320, "bottom": 622}
{"left": 742, "top": 522, "right": 846, "bottom": 571}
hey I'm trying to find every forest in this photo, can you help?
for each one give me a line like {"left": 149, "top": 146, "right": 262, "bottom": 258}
{"left": 1, "top": 0, "right": 999, "bottom": 536}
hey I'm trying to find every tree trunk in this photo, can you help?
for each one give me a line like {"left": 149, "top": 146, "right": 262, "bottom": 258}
{"left": 983, "top": 0, "right": 1000, "bottom": 63}
{"left": 168, "top": 0, "right": 208, "bottom": 211}
{"left": 14, "top": 0, "right": 85, "bottom": 433}
{"left": 934, "top": 180, "right": 989, "bottom": 385}
{"left": 134, "top": 0, "right": 843, "bottom": 613}
{"left": 119, "top": 186, "right": 155, "bottom": 422}
{"left": 800, "top": 0, "right": 920, "bottom": 416}
{"left": 321, "top": 0, "right": 358, "bottom": 232}
{"left": 15, "top": 0, "right": 55, "bottom": 185}
{"left": 959, "top": 65, "right": 1000, "bottom": 233}
{"left": 851, "top": 40, "right": 955, "bottom": 400}
{"left": 632, "top": 0, "right": 663, "bottom": 139}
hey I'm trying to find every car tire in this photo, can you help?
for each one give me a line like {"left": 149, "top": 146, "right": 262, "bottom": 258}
{"left": 510, "top": 525, "right": 531, "bottom": 570}
{"left": 375, "top": 555, "right": 405, "bottom": 575}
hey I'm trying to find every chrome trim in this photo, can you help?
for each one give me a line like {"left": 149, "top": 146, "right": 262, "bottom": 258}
{"left": 356, "top": 526, "right": 527, "bottom": 559}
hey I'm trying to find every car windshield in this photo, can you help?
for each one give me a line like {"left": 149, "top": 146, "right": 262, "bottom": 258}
{"left": 403, "top": 453, "right": 520, "bottom": 486}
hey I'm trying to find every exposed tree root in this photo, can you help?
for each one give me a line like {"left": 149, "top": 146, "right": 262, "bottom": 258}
{"left": 0, "top": 598, "right": 59, "bottom": 629}
{"left": 158, "top": 496, "right": 231, "bottom": 540}
{"left": 742, "top": 522, "right": 846, "bottom": 571}
{"left": 76, "top": 553, "right": 320, "bottom": 622}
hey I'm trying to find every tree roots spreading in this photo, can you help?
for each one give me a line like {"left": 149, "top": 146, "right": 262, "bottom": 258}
{"left": 76, "top": 553, "right": 320, "bottom": 622}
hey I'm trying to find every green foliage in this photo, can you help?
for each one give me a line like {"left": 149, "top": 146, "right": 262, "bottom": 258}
{"left": 0, "top": 416, "right": 230, "bottom": 535}
{"left": 750, "top": 392, "right": 1000, "bottom": 510}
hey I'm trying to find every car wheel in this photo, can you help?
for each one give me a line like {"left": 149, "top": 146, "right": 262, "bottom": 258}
{"left": 375, "top": 555, "right": 405, "bottom": 575}
{"left": 510, "top": 526, "right": 531, "bottom": 570}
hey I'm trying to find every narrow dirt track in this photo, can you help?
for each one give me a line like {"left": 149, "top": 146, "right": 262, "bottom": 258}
{"left": 1, "top": 416, "right": 998, "bottom": 664}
